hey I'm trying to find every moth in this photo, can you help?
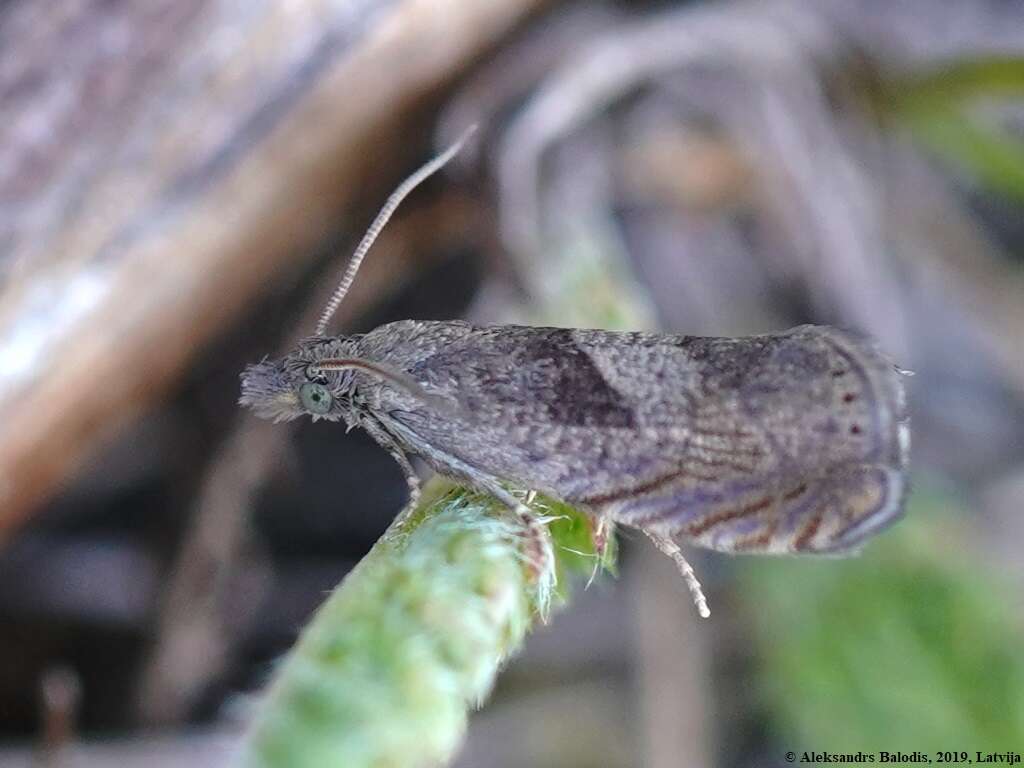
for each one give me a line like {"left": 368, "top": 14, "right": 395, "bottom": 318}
{"left": 240, "top": 128, "right": 910, "bottom": 617}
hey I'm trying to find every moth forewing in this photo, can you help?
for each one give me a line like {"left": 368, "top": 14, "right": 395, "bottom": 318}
{"left": 341, "top": 322, "right": 908, "bottom": 560}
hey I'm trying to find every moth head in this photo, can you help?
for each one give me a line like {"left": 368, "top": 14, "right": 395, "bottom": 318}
{"left": 240, "top": 127, "right": 475, "bottom": 423}
{"left": 240, "top": 336, "right": 451, "bottom": 423}
{"left": 239, "top": 337, "right": 359, "bottom": 423}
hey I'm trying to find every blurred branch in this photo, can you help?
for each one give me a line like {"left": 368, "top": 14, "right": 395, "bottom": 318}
{"left": 37, "top": 666, "right": 81, "bottom": 768}
{"left": 631, "top": 545, "right": 713, "bottom": 768}
{"left": 135, "top": 417, "right": 278, "bottom": 727}
{"left": 234, "top": 481, "right": 609, "bottom": 768}
{"left": 0, "top": 0, "right": 545, "bottom": 541}
{"left": 874, "top": 55, "right": 1024, "bottom": 398}
{"left": 483, "top": 1, "right": 912, "bottom": 352}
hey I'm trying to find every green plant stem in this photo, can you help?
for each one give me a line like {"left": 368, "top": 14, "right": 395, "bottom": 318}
{"left": 234, "top": 480, "right": 609, "bottom": 768}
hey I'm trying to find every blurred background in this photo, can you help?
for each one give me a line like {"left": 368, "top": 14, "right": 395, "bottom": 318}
{"left": 2, "top": 0, "right": 1024, "bottom": 765}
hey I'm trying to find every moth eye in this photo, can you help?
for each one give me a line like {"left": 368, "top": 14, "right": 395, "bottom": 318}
{"left": 299, "top": 382, "right": 332, "bottom": 415}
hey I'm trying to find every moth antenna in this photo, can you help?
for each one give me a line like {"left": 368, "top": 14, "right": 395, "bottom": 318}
{"left": 314, "top": 124, "right": 479, "bottom": 336}
{"left": 311, "top": 357, "right": 456, "bottom": 414}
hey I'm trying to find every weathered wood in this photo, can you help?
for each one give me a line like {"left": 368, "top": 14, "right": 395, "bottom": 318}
{"left": 0, "top": 0, "right": 543, "bottom": 537}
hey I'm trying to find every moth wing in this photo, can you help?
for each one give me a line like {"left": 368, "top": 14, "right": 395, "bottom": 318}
{"left": 575, "top": 325, "right": 910, "bottom": 555}
{"left": 601, "top": 462, "right": 907, "bottom": 555}
{"left": 360, "top": 321, "right": 909, "bottom": 556}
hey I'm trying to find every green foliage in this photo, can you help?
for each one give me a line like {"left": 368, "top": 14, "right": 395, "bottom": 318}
{"left": 906, "top": 109, "right": 1024, "bottom": 202}
{"left": 884, "top": 56, "right": 1024, "bottom": 201}
{"left": 890, "top": 57, "right": 1024, "bottom": 109}
{"left": 236, "top": 481, "right": 611, "bottom": 768}
{"left": 741, "top": 490, "right": 1024, "bottom": 751}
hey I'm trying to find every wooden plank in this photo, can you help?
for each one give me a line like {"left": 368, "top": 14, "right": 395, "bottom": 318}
{"left": 0, "top": 0, "right": 544, "bottom": 537}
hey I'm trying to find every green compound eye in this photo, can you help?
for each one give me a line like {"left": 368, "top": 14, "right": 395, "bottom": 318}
{"left": 299, "top": 382, "right": 332, "bottom": 415}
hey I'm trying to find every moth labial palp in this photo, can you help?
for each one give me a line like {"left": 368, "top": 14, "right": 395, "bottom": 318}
{"left": 239, "top": 126, "right": 911, "bottom": 619}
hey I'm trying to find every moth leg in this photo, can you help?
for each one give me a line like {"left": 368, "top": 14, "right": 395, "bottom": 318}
{"left": 362, "top": 419, "right": 421, "bottom": 524}
{"left": 591, "top": 515, "right": 613, "bottom": 561}
{"left": 585, "top": 514, "right": 613, "bottom": 589}
{"left": 645, "top": 532, "right": 711, "bottom": 619}
{"left": 390, "top": 451, "right": 422, "bottom": 525}
{"left": 383, "top": 438, "right": 555, "bottom": 592}
{"left": 472, "top": 479, "right": 555, "bottom": 591}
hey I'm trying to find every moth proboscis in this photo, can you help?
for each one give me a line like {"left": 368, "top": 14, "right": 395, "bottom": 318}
{"left": 240, "top": 126, "right": 911, "bottom": 618}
